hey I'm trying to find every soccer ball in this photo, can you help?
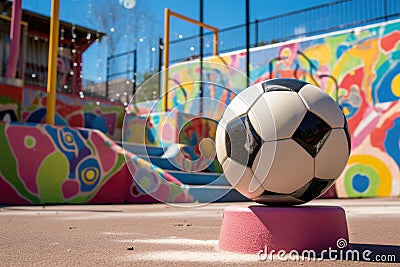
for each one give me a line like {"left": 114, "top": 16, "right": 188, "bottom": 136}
{"left": 216, "top": 79, "right": 351, "bottom": 206}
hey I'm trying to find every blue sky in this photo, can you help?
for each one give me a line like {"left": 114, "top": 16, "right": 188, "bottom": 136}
{"left": 22, "top": 0, "right": 334, "bottom": 82}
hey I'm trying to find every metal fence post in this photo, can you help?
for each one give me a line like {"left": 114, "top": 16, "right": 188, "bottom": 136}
{"left": 158, "top": 38, "right": 163, "bottom": 73}
{"left": 255, "top": 19, "right": 259, "bottom": 47}
{"left": 245, "top": 0, "right": 250, "bottom": 86}
{"left": 106, "top": 56, "right": 110, "bottom": 99}
{"left": 132, "top": 49, "right": 137, "bottom": 102}
{"left": 199, "top": 0, "right": 204, "bottom": 115}
{"left": 384, "top": 0, "right": 388, "bottom": 21}
{"left": 158, "top": 38, "right": 163, "bottom": 100}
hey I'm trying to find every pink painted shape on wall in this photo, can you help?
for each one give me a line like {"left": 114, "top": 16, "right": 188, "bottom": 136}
{"left": 6, "top": 126, "right": 55, "bottom": 194}
{"left": 61, "top": 179, "right": 80, "bottom": 199}
{"left": 103, "top": 113, "right": 117, "bottom": 135}
{"left": 0, "top": 175, "right": 30, "bottom": 205}
{"left": 87, "top": 166, "right": 129, "bottom": 204}
{"left": 90, "top": 131, "right": 117, "bottom": 173}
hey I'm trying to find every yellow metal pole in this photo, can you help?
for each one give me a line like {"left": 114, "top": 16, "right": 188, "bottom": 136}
{"left": 46, "top": 0, "right": 60, "bottom": 124}
{"left": 162, "top": 8, "right": 170, "bottom": 112}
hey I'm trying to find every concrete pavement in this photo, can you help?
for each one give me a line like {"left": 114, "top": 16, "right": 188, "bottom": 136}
{"left": 1, "top": 198, "right": 400, "bottom": 266}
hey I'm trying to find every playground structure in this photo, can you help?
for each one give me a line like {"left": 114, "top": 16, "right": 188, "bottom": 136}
{"left": 0, "top": 1, "right": 399, "bottom": 204}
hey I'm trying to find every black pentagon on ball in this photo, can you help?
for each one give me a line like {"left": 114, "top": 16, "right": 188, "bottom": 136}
{"left": 292, "top": 111, "right": 332, "bottom": 157}
{"left": 343, "top": 113, "right": 352, "bottom": 154}
{"left": 252, "top": 191, "right": 304, "bottom": 206}
{"left": 225, "top": 114, "right": 262, "bottom": 167}
{"left": 252, "top": 177, "right": 335, "bottom": 206}
{"left": 292, "top": 177, "right": 335, "bottom": 203}
{"left": 262, "top": 78, "right": 309, "bottom": 93}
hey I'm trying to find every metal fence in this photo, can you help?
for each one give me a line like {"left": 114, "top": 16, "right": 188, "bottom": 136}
{"left": 101, "top": 37, "right": 165, "bottom": 103}
{"left": 106, "top": 49, "right": 137, "bottom": 99}
{"left": 169, "top": 0, "right": 400, "bottom": 63}
{"left": 102, "top": 0, "right": 400, "bottom": 102}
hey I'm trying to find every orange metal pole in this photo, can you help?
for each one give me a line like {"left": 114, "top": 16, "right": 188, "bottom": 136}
{"left": 213, "top": 31, "right": 218, "bottom": 55}
{"left": 162, "top": 9, "right": 219, "bottom": 112}
{"left": 169, "top": 10, "right": 218, "bottom": 33}
{"left": 169, "top": 10, "right": 218, "bottom": 55}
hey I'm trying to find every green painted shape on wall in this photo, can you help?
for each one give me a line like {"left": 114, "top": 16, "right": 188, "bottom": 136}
{"left": 37, "top": 151, "right": 68, "bottom": 203}
{"left": 345, "top": 164, "right": 379, "bottom": 197}
{"left": 358, "top": 30, "right": 373, "bottom": 41}
{"left": 0, "top": 96, "right": 21, "bottom": 120}
{"left": 168, "top": 183, "right": 186, "bottom": 202}
{"left": 375, "top": 52, "right": 387, "bottom": 71}
{"left": 325, "top": 34, "right": 347, "bottom": 65}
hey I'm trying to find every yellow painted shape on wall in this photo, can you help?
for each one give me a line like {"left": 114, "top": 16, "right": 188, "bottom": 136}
{"left": 302, "top": 44, "right": 336, "bottom": 96}
{"left": 348, "top": 154, "right": 392, "bottom": 196}
{"left": 391, "top": 73, "right": 400, "bottom": 97}
{"left": 347, "top": 39, "right": 379, "bottom": 103}
{"left": 332, "top": 52, "right": 353, "bottom": 82}
{"left": 303, "top": 44, "right": 331, "bottom": 65}
{"left": 209, "top": 54, "right": 231, "bottom": 65}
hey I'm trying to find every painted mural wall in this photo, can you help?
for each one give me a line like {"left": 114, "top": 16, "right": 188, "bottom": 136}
{"left": 0, "top": 121, "right": 192, "bottom": 204}
{"left": 0, "top": 84, "right": 22, "bottom": 122}
{"left": 124, "top": 110, "right": 217, "bottom": 146}
{"left": 123, "top": 110, "right": 221, "bottom": 172}
{"left": 166, "top": 19, "right": 400, "bottom": 198}
{"left": 0, "top": 85, "right": 125, "bottom": 140}
{"left": 163, "top": 60, "right": 241, "bottom": 120}
{"left": 0, "top": 20, "right": 398, "bottom": 202}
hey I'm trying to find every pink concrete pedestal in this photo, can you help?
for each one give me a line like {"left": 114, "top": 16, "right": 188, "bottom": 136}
{"left": 219, "top": 205, "right": 349, "bottom": 254}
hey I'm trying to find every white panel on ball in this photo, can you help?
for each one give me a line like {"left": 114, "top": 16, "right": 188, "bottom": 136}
{"left": 315, "top": 129, "right": 350, "bottom": 179}
{"left": 298, "top": 84, "right": 344, "bottom": 128}
{"left": 251, "top": 141, "right": 277, "bottom": 184}
{"left": 247, "top": 95, "right": 276, "bottom": 142}
{"left": 258, "top": 139, "right": 314, "bottom": 194}
{"left": 222, "top": 158, "right": 265, "bottom": 199}
{"left": 219, "top": 84, "right": 263, "bottom": 127}
{"left": 215, "top": 124, "right": 227, "bottom": 164}
{"left": 249, "top": 91, "right": 307, "bottom": 140}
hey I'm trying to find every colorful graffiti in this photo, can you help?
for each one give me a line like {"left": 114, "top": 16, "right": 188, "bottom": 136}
{"left": 166, "top": 59, "right": 241, "bottom": 120}
{"left": 166, "top": 19, "right": 400, "bottom": 198}
{"left": 1, "top": 20, "right": 398, "bottom": 202}
{"left": 178, "top": 116, "right": 222, "bottom": 172}
{"left": 123, "top": 111, "right": 221, "bottom": 172}
{"left": 124, "top": 110, "right": 214, "bottom": 146}
{"left": 124, "top": 111, "right": 179, "bottom": 146}
{"left": 0, "top": 121, "right": 192, "bottom": 204}
{"left": 21, "top": 87, "right": 125, "bottom": 140}
{"left": 0, "top": 85, "right": 125, "bottom": 140}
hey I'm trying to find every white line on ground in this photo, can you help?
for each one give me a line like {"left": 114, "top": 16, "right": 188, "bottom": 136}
{"left": 118, "top": 238, "right": 219, "bottom": 246}
{"left": 126, "top": 250, "right": 257, "bottom": 263}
